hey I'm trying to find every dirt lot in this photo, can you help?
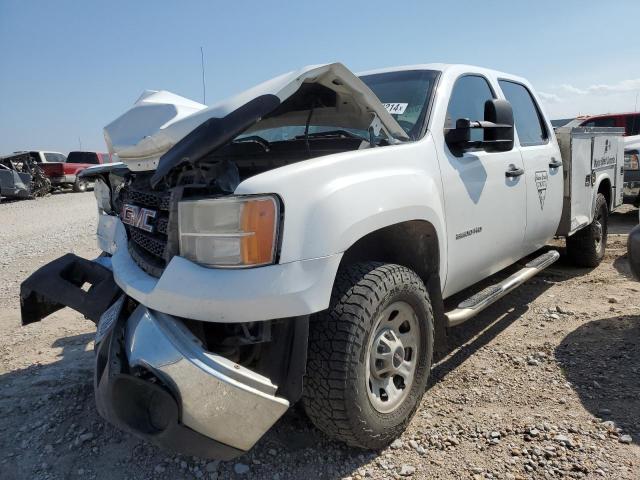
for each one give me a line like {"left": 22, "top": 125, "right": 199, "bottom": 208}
{"left": 0, "top": 194, "right": 639, "bottom": 480}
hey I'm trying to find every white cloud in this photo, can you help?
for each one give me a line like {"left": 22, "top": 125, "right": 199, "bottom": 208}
{"left": 588, "top": 78, "right": 640, "bottom": 94}
{"left": 538, "top": 91, "right": 562, "bottom": 103}
{"left": 560, "top": 84, "right": 588, "bottom": 95}
{"left": 560, "top": 79, "right": 640, "bottom": 96}
{"left": 542, "top": 78, "right": 640, "bottom": 117}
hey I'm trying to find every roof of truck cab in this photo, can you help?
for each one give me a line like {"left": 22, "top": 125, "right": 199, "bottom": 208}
{"left": 357, "top": 63, "right": 528, "bottom": 83}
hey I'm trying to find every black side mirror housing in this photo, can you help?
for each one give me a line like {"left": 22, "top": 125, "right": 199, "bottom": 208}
{"left": 445, "top": 99, "right": 515, "bottom": 154}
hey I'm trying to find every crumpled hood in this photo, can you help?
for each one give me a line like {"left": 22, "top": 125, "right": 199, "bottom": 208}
{"left": 103, "top": 63, "right": 409, "bottom": 182}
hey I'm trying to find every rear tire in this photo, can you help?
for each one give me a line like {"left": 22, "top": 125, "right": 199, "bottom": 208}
{"left": 303, "top": 262, "right": 434, "bottom": 449}
{"left": 73, "top": 179, "right": 87, "bottom": 193}
{"left": 566, "top": 192, "right": 608, "bottom": 267}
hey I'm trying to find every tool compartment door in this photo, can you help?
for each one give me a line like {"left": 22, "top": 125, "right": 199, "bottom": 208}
{"left": 569, "top": 133, "right": 595, "bottom": 233}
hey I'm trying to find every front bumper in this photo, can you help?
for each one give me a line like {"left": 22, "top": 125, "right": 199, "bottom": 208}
{"left": 98, "top": 213, "right": 342, "bottom": 323}
{"left": 49, "top": 174, "right": 77, "bottom": 185}
{"left": 20, "top": 255, "right": 301, "bottom": 459}
{"left": 623, "top": 180, "right": 640, "bottom": 205}
{"left": 94, "top": 302, "right": 290, "bottom": 458}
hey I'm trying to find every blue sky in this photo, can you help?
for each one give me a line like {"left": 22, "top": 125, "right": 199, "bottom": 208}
{"left": 1, "top": 0, "right": 639, "bottom": 154}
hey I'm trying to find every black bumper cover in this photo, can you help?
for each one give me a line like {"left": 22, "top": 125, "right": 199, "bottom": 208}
{"left": 20, "top": 253, "right": 121, "bottom": 325}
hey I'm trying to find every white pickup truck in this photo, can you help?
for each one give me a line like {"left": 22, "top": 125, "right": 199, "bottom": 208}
{"left": 20, "top": 63, "right": 624, "bottom": 459}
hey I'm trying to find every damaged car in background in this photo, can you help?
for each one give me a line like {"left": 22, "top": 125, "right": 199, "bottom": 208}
{"left": 0, "top": 152, "right": 51, "bottom": 201}
{"left": 20, "top": 62, "right": 624, "bottom": 459}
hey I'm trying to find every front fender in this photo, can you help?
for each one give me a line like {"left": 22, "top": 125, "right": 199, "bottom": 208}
{"left": 236, "top": 137, "right": 446, "bottom": 276}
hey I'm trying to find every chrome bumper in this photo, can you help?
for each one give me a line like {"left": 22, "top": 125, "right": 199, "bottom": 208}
{"left": 623, "top": 180, "right": 640, "bottom": 203}
{"left": 122, "top": 306, "right": 290, "bottom": 452}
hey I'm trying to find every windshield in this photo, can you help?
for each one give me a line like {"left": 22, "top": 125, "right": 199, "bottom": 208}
{"left": 235, "top": 69, "right": 439, "bottom": 144}
{"left": 360, "top": 69, "right": 439, "bottom": 139}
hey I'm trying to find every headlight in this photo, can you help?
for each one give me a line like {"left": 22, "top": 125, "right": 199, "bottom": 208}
{"left": 178, "top": 195, "right": 279, "bottom": 268}
{"left": 624, "top": 151, "right": 639, "bottom": 170}
{"left": 94, "top": 178, "right": 112, "bottom": 214}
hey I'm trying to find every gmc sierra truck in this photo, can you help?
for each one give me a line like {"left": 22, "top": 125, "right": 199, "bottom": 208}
{"left": 20, "top": 63, "right": 624, "bottom": 459}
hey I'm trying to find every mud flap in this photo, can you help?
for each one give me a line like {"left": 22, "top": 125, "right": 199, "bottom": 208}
{"left": 20, "top": 253, "right": 121, "bottom": 325}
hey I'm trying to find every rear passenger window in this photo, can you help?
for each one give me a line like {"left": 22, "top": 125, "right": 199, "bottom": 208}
{"left": 446, "top": 75, "right": 495, "bottom": 142}
{"left": 583, "top": 117, "right": 616, "bottom": 128}
{"left": 499, "top": 80, "right": 548, "bottom": 147}
{"left": 625, "top": 114, "right": 640, "bottom": 136}
{"left": 44, "top": 153, "right": 66, "bottom": 162}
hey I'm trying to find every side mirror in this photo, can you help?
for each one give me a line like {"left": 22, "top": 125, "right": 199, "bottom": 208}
{"left": 445, "top": 99, "right": 514, "bottom": 154}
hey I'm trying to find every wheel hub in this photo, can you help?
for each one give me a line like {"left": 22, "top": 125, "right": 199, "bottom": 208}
{"left": 594, "top": 220, "right": 603, "bottom": 244}
{"left": 366, "top": 301, "right": 419, "bottom": 413}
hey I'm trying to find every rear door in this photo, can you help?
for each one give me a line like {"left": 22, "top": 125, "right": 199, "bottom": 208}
{"left": 498, "top": 80, "right": 563, "bottom": 253}
{"left": 437, "top": 75, "right": 527, "bottom": 297}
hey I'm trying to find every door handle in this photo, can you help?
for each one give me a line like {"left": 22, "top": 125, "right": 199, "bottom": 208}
{"left": 549, "top": 157, "right": 563, "bottom": 169}
{"left": 505, "top": 166, "right": 525, "bottom": 178}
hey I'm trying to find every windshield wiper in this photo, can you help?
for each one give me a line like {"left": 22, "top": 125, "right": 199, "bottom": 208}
{"left": 294, "top": 130, "right": 369, "bottom": 143}
{"left": 232, "top": 135, "right": 270, "bottom": 151}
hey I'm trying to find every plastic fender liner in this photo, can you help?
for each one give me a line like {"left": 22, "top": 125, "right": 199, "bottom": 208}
{"left": 20, "top": 253, "right": 121, "bottom": 325}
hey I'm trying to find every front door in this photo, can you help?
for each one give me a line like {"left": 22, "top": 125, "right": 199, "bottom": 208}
{"left": 437, "top": 75, "right": 527, "bottom": 298}
{"left": 498, "top": 80, "right": 563, "bottom": 253}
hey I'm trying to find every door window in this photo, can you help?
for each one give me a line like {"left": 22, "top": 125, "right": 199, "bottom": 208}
{"left": 499, "top": 80, "right": 548, "bottom": 147}
{"left": 445, "top": 75, "right": 495, "bottom": 142}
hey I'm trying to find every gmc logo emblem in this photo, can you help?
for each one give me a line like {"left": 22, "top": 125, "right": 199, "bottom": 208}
{"left": 121, "top": 204, "right": 157, "bottom": 233}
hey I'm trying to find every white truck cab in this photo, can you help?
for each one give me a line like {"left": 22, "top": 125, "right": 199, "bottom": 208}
{"left": 20, "top": 63, "right": 624, "bottom": 459}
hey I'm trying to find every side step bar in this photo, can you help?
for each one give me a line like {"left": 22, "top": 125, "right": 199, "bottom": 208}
{"left": 445, "top": 250, "right": 560, "bottom": 327}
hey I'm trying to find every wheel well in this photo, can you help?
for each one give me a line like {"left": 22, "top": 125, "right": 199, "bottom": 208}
{"left": 598, "top": 178, "right": 611, "bottom": 209}
{"left": 338, "top": 220, "right": 448, "bottom": 358}
{"left": 339, "top": 220, "right": 439, "bottom": 282}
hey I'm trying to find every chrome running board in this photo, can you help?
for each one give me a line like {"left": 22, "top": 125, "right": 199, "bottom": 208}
{"left": 445, "top": 250, "right": 560, "bottom": 327}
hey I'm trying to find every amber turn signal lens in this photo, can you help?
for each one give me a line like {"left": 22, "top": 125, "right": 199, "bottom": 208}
{"left": 240, "top": 197, "right": 277, "bottom": 265}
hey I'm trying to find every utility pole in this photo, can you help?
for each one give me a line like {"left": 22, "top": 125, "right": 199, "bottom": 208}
{"left": 78, "top": 137, "right": 82, "bottom": 150}
{"left": 200, "top": 46, "right": 206, "bottom": 105}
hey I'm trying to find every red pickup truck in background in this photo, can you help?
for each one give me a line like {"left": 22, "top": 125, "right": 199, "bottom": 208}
{"left": 41, "top": 151, "right": 112, "bottom": 192}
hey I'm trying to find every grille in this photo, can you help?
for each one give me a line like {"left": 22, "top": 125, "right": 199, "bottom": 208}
{"left": 129, "top": 228, "right": 166, "bottom": 258}
{"left": 119, "top": 175, "right": 173, "bottom": 277}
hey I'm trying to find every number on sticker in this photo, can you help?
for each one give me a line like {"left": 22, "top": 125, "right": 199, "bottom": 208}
{"left": 383, "top": 103, "right": 408, "bottom": 115}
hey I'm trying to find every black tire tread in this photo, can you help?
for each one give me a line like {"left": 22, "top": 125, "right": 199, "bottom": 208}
{"left": 302, "top": 262, "right": 433, "bottom": 449}
{"left": 567, "top": 193, "right": 608, "bottom": 267}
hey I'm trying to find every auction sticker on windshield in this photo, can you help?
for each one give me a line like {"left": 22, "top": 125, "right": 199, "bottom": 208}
{"left": 383, "top": 103, "right": 408, "bottom": 115}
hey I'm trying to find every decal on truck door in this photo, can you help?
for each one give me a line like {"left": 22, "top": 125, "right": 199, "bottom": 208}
{"left": 535, "top": 171, "right": 548, "bottom": 210}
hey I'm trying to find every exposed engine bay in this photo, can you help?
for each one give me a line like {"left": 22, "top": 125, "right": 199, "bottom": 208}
{"left": 93, "top": 64, "right": 411, "bottom": 278}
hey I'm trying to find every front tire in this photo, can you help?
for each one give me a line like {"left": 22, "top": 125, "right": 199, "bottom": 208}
{"left": 303, "top": 262, "right": 434, "bottom": 449}
{"left": 566, "top": 192, "right": 608, "bottom": 267}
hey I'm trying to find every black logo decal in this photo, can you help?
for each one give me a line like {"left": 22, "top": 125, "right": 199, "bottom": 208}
{"left": 535, "top": 171, "right": 548, "bottom": 210}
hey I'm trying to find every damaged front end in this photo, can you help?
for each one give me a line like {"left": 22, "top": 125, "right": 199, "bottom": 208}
{"left": 19, "top": 62, "right": 410, "bottom": 458}
{"left": 93, "top": 297, "right": 307, "bottom": 459}
{"left": 0, "top": 152, "right": 51, "bottom": 200}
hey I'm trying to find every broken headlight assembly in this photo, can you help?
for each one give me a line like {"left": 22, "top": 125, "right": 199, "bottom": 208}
{"left": 94, "top": 177, "right": 112, "bottom": 214}
{"left": 178, "top": 195, "right": 280, "bottom": 268}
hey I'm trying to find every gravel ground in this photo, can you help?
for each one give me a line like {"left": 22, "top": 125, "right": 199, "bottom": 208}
{"left": 0, "top": 194, "right": 639, "bottom": 480}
